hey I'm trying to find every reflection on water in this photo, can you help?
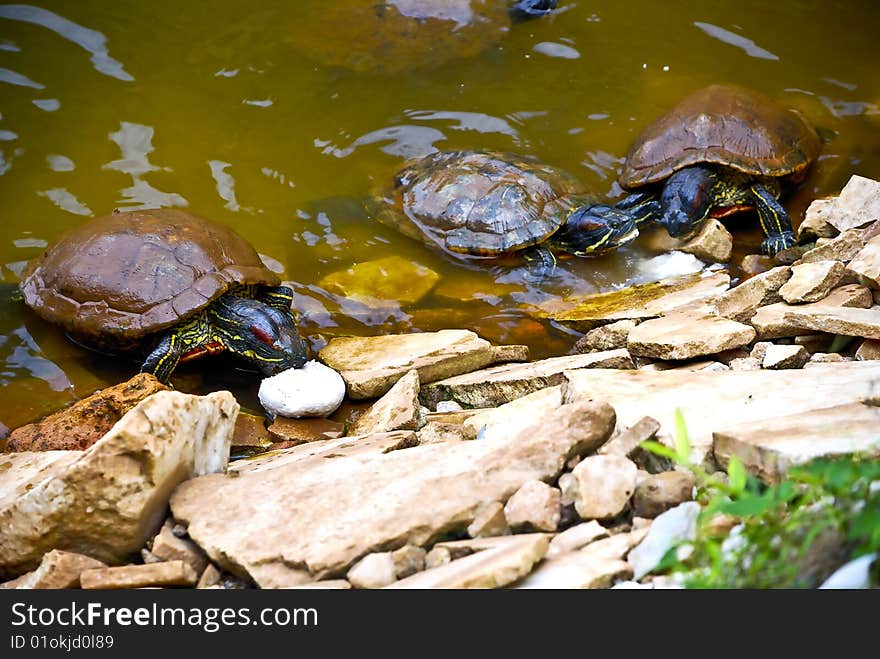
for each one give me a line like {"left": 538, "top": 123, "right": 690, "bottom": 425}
{"left": 0, "top": 3, "right": 132, "bottom": 81}
{"left": 1, "top": 0, "right": 880, "bottom": 429}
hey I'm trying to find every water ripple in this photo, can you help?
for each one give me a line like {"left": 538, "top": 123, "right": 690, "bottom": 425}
{"left": 0, "top": 66, "right": 43, "bottom": 88}
{"left": 0, "top": 4, "right": 133, "bottom": 81}
{"left": 693, "top": 22, "right": 779, "bottom": 61}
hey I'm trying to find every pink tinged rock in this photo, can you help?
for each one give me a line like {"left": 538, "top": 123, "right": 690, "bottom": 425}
{"left": 847, "top": 234, "right": 880, "bottom": 289}
{"left": 503, "top": 480, "right": 561, "bottom": 532}
{"left": 779, "top": 260, "right": 846, "bottom": 303}
{"left": 349, "top": 369, "right": 423, "bottom": 435}
{"left": 570, "top": 455, "right": 638, "bottom": 520}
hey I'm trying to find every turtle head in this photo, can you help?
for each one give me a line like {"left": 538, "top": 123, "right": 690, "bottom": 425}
{"left": 553, "top": 203, "right": 641, "bottom": 257}
{"left": 212, "top": 295, "right": 310, "bottom": 376}
{"left": 658, "top": 166, "right": 716, "bottom": 239}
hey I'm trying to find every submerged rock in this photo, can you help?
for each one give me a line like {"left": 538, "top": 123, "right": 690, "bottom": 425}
{"left": 541, "top": 271, "right": 730, "bottom": 331}
{"left": 0, "top": 390, "right": 237, "bottom": 579}
{"left": 318, "top": 255, "right": 439, "bottom": 305}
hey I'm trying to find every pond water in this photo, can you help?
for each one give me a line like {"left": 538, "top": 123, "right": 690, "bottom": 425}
{"left": 1, "top": 0, "right": 879, "bottom": 432}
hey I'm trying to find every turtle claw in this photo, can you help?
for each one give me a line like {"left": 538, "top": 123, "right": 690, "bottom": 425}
{"left": 760, "top": 232, "right": 796, "bottom": 257}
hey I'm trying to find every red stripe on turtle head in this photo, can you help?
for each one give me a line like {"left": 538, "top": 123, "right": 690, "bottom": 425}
{"left": 251, "top": 325, "right": 279, "bottom": 349}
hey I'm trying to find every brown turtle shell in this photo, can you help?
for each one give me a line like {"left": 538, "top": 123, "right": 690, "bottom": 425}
{"left": 620, "top": 84, "right": 822, "bottom": 188}
{"left": 19, "top": 208, "right": 279, "bottom": 350}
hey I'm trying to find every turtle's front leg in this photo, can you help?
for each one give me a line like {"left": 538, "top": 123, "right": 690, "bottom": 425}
{"left": 751, "top": 184, "right": 796, "bottom": 256}
{"left": 140, "top": 333, "right": 185, "bottom": 383}
{"left": 521, "top": 245, "right": 558, "bottom": 281}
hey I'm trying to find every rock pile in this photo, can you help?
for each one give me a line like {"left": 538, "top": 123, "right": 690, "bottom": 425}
{"left": 2, "top": 175, "right": 879, "bottom": 590}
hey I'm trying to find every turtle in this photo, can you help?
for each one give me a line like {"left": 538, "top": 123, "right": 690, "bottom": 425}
{"left": 613, "top": 84, "right": 822, "bottom": 256}
{"left": 368, "top": 149, "right": 657, "bottom": 276}
{"left": 18, "top": 208, "right": 310, "bottom": 383}
{"left": 287, "top": 0, "right": 558, "bottom": 74}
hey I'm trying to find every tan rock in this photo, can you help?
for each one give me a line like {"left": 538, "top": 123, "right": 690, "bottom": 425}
{"left": 571, "top": 455, "right": 638, "bottom": 520}
{"left": 0, "top": 391, "right": 237, "bottom": 579}
{"left": 571, "top": 319, "right": 638, "bottom": 353}
{"left": 714, "top": 403, "right": 880, "bottom": 484}
{"left": 349, "top": 369, "right": 422, "bottom": 435}
{"left": 597, "top": 416, "right": 661, "bottom": 459}
{"left": 729, "top": 357, "right": 761, "bottom": 370}
{"left": 514, "top": 530, "right": 646, "bottom": 589}
{"left": 543, "top": 271, "right": 730, "bottom": 331}
{"left": 387, "top": 534, "right": 550, "bottom": 589}
{"left": 855, "top": 339, "right": 880, "bottom": 360}
{"left": 80, "top": 561, "right": 198, "bottom": 589}
{"left": 779, "top": 260, "right": 846, "bottom": 303}
{"left": 149, "top": 520, "right": 209, "bottom": 575}
{"left": 632, "top": 472, "right": 696, "bottom": 518}
{"left": 462, "top": 386, "right": 562, "bottom": 441}
{"left": 491, "top": 345, "right": 530, "bottom": 363}
{"left": 318, "top": 255, "right": 439, "bottom": 305}
{"left": 808, "top": 352, "right": 850, "bottom": 364}
{"left": 564, "top": 362, "right": 880, "bottom": 469}
{"left": 826, "top": 175, "right": 880, "bottom": 232}
{"left": 762, "top": 344, "right": 809, "bottom": 369}
{"left": 847, "top": 234, "right": 880, "bottom": 289}
{"left": 417, "top": 422, "right": 467, "bottom": 444}
{"left": 467, "top": 501, "right": 510, "bottom": 538}
{"left": 503, "top": 480, "right": 561, "bottom": 532}
{"left": 679, "top": 218, "right": 733, "bottom": 263}
{"left": 628, "top": 311, "right": 755, "bottom": 360}
{"left": 751, "top": 284, "right": 874, "bottom": 339}
{"left": 711, "top": 266, "right": 791, "bottom": 322}
{"left": 170, "top": 401, "right": 615, "bottom": 585}
{"left": 267, "top": 417, "right": 343, "bottom": 445}
{"left": 319, "top": 330, "right": 495, "bottom": 399}
{"left": 197, "top": 564, "right": 221, "bottom": 589}
{"left": 424, "top": 547, "right": 451, "bottom": 570}
{"left": 347, "top": 553, "right": 396, "bottom": 589}
{"left": 546, "top": 521, "right": 608, "bottom": 558}
{"left": 6, "top": 550, "right": 105, "bottom": 589}
{"left": 781, "top": 305, "right": 880, "bottom": 339}
{"left": 420, "top": 350, "right": 632, "bottom": 409}
{"left": 749, "top": 341, "right": 773, "bottom": 362}
{"left": 798, "top": 197, "right": 840, "bottom": 240}
{"left": 231, "top": 412, "right": 271, "bottom": 453}
{"left": 391, "top": 545, "right": 426, "bottom": 580}
{"left": 5, "top": 373, "right": 169, "bottom": 452}
{"left": 798, "top": 221, "right": 880, "bottom": 264}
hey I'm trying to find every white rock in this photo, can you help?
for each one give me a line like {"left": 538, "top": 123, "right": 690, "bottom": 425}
{"left": 258, "top": 361, "right": 346, "bottom": 418}
{"left": 627, "top": 501, "right": 700, "bottom": 580}
{"left": 819, "top": 554, "right": 876, "bottom": 589}
{"left": 435, "top": 400, "right": 463, "bottom": 413}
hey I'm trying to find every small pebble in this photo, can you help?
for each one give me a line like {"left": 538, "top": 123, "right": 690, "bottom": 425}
{"left": 258, "top": 360, "right": 346, "bottom": 418}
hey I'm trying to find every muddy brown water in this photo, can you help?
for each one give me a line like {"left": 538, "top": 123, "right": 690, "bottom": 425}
{"left": 1, "top": 1, "right": 879, "bottom": 432}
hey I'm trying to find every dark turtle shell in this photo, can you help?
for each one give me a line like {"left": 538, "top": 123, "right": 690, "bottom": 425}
{"left": 19, "top": 208, "right": 279, "bottom": 350}
{"left": 373, "top": 150, "right": 594, "bottom": 256}
{"left": 620, "top": 84, "right": 822, "bottom": 188}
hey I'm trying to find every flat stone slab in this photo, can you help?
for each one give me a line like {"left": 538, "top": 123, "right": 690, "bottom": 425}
{"left": 420, "top": 349, "right": 633, "bottom": 409}
{"left": 319, "top": 329, "right": 495, "bottom": 399}
{"left": 386, "top": 534, "right": 550, "bottom": 589}
{"left": 513, "top": 530, "right": 646, "bottom": 589}
{"left": 711, "top": 266, "right": 790, "bottom": 323}
{"left": 824, "top": 175, "right": 880, "bottom": 232}
{"left": 779, "top": 260, "right": 846, "bottom": 303}
{"left": 349, "top": 369, "right": 422, "bottom": 436}
{"left": 539, "top": 271, "right": 730, "bottom": 331}
{"left": 462, "top": 386, "right": 563, "bottom": 441}
{"left": 628, "top": 311, "right": 755, "bottom": 360}
{"left": 750, "top": 284, "right": 874, "bottom": 339}
{"left": 171, "top": 401, "right": 615, "bottom": 586}
{"left": 781, "top": 305, "right": 880, "bottom": 340}
{"left": 563, "top": 362, "right": 880, "bottom": 469}
{"left": 713, "top": 403, "right": 880, "bottom": 484}
{"left": 80, "top": 561, "right": 198, "bottom": 590}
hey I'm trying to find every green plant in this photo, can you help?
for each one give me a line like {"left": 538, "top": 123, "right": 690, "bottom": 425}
{"left": 640, "top": 409, "right": 880, "bottom": 588}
